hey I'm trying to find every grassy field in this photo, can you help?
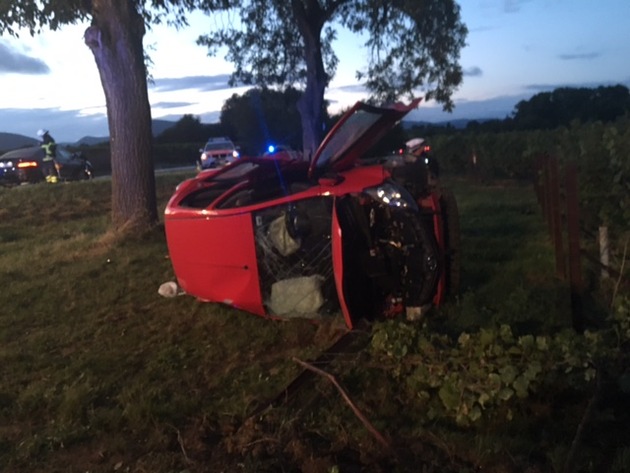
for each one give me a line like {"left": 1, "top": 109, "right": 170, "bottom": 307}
{"left": 0, "top": 174, "right": 627, "bottom": 472}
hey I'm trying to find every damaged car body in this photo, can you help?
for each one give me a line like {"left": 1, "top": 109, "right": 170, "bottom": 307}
{"left": 164, "top": 99, "right": 459, "bottom": 329}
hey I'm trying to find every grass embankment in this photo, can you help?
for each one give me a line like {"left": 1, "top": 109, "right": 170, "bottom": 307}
{"left": 0, "top": 176, "right": 627, "bottom": 472}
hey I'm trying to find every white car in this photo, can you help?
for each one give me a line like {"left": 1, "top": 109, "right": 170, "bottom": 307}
{"left": 198, "top": 138, "right": 240, "bottom": 169}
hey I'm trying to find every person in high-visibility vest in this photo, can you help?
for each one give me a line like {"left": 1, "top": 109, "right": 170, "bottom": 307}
{"left": 37, "top": 129, "right": 58, "bottom": 183}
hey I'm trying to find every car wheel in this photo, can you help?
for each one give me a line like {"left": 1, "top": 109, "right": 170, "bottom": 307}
{"left": 440, "top": 187, "right": 461, "bottom": 296}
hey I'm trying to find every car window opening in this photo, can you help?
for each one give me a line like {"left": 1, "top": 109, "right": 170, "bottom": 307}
{"left": 179, "top": 181, "right": 236, "bottom": 209}
{"left": 253, "top": 197, "right": 340, "bottom": 319}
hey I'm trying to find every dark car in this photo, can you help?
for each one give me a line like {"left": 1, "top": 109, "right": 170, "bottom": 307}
{"left": 164, "top": 99, "right": 459, "bottom": 329}
{"left": 0, "top": 146, "right": 94, "bottom": 186}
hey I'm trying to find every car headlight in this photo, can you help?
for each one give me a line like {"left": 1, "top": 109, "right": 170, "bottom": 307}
{"left": 364, "top": 182, "right": 418, "bottom": 210}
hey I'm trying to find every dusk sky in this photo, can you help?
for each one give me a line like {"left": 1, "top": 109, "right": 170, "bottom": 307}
{"left": 1, "top": 0, "right": 629, "bottom": 142}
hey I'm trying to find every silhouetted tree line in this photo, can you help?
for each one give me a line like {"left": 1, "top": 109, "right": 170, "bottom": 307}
{"left": 156, "top": 85, "right": 630, "bottom": 154}
{"left": 463, "top": 84, "right": 630, "bottom": 133}
{"left": 156, "top": 87, "right": 332, "bottom": 156}
{"left": 155, "top": 115, "right": 227, "bottom": 144}
{"left": 155, "top": 86, "right": 413, "bottom": 155}
{"left": 220, "top": 87, "right": 319, "bottom": 155}
{"left": 511, "top": 85, "right": 630, "bottom": 130}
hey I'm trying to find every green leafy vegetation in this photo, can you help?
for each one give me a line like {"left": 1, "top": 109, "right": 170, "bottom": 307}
{"left": 0, "top": 174, "right": 628, "bottom": 472}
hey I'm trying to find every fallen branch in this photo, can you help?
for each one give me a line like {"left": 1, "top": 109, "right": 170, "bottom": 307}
{"left": 292, "top": 357, "right": 392, "bottom": 452}
{"left": 167, "top": 423, "right": 191, "bottom": 465}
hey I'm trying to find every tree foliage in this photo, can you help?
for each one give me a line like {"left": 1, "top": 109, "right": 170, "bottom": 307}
{"left": 220, "top": 87, "right": 323, "bottom": 155}
{"left": 198, "top": 0, "right": 467, "bottom": 154}
{"left": 155, "top": 114, "right": 225, "bottom": 144}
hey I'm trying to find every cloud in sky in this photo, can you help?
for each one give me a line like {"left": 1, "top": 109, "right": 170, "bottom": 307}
{"left": 464, "top": 66, "right": 483, "bottom": 77}
{"left": 558, "top": 52, "right": 601, "bottom": 61}
{"left": 152, "top": 101, "right": 197, "bottom": 109}
{"left": 333, "top": 84, "right": 367, "bottom": 93}
{"left": 0, "top": 41, "right": 50, "bottom": 74}
{"left": 502, "top": 0, "right": 532, "bottom": 13}
{"left": 0, "top": 107, "right": 108, "bottom": 142}
{"left": 151, "top": 74, "right": 237, "bottom": 92}
{"left": 159, "top": 111, "right": 221, "bottom": 124}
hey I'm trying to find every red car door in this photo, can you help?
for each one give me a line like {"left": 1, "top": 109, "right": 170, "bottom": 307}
{"left": 165, "top": 212, "right": 265, "bottom": 316}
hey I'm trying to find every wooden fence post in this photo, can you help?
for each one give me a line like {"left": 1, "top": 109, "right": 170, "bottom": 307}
{"left": 549, "top": 156, "right": 566, "bottom": 279}
{"left": 542, "top": 155, "right": 552, "bottom": 236}
{"left": 534, "top": 154, "right": 545, "bottom": 206}
{"left": 599, "top": 226, "right": 610, "bottom": 279}
{"left": 565, "top": 163, "right": 584, "bottom": 332}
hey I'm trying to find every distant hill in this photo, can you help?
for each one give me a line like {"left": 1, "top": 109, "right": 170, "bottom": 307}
{"left": 75, "top": 119, "right": 177, "bottom": 146}
{"left": 76, "top": 136, "right": 109, "bottom": 146}
{"left": 0, "top": 132, "right": 39, "bottom": 153}
{"left": 2, "top": 119, "right": 178, "bottom": 151}
{"left": 152, "top": 119, "right": 177, "bottom": 136}
{"left": 402, "top": 118, "right": 494, "bottom": 130}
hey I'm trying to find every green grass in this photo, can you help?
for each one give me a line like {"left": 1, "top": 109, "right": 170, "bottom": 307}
{"left": 0, "top": 175, "right": 343, "bottom": 472}
{"left": 0, "top": 175, "right": 626, "bottom": 472}
{"left": 440, "top": 179, "right": 573, "bottom": 333}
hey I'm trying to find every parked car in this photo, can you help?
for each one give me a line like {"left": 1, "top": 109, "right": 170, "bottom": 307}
{"left": 164, "top": 99, "right": 459, "bottom": 329}
{"left": 0, "top": 146, "right": 94, "bottom": 186}
{"left": 197, "top": 137, "right": 240, "bottom": 170}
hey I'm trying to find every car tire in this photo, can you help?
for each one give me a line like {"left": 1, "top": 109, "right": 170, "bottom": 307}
{"left": 440, "top": 187, "right": 461, "bottom": 296}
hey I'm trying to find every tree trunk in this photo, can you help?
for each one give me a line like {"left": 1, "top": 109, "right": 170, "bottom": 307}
{"left": 85, "top": 0, "right": 157, "bottom": 232}
{"left": 292, "top": 1, "right": 327, "bottom": 159}
{"left": 297, "top": 60, "right": 326, "bottom": 159}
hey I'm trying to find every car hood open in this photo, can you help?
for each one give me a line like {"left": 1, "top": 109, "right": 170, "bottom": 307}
{"left": 308, "top": 98, "right": 422, "bottom": 179}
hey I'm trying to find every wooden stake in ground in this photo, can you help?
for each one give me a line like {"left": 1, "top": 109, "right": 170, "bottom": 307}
{"left": 293, "top": 357, "right": 392, "bottom": 452}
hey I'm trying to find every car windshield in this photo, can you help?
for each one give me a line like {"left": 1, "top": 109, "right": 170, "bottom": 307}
{"left": 314, "top": 109, "right": 382, "bottom": 170}
{"left": 56, "top": 148, "right": 72, "bottom": 160}
{"left": 205, "top": 141, "right": 233, "bottom": 151}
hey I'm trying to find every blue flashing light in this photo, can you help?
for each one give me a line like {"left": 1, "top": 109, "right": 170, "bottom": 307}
{"left": 267, "top": 145, "right": 275, "bottom": 154}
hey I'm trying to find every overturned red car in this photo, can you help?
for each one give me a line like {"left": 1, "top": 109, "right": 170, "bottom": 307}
{"left": 164, "top": 99, "right": 459, "bottom": 329}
